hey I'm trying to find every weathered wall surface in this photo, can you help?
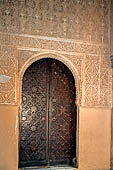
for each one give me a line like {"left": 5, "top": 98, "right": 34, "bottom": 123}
{"left": 0, "top": 1, "right": 112, "bottom": 170}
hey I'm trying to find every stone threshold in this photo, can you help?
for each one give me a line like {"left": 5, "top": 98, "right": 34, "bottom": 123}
{"left": 19, "top": 166, "right": 76, "bottom": 170}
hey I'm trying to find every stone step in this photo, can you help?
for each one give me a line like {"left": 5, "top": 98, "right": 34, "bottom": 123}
{"left": 19, "top": 166, "right": 75, "bottom": 170}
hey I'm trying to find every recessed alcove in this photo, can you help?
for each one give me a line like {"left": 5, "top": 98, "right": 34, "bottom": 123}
{"left": 19, "top": 58, "right": 77, "bottom": 170}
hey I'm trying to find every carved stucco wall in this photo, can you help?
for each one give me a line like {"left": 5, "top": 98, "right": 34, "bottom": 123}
{"left": 0, "top": 35, "right": 112, "bottom": 107}
{"left": 0, "top": 0, "right": 109, "bottom": 43}
{"left": 0, "top": 0, "right": 112, "bottom": 107}
{"left": 0, "top": 45, "right": 18, "bottom": 104}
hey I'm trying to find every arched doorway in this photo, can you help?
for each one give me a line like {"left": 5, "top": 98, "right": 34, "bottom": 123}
{"left": 19, "top": 58, "right": 77, "bottom": 168}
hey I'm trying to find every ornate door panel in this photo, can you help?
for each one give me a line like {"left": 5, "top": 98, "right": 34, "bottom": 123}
{"left": 19, "top": 58, "right": 76, "bottom": 168}
{"left": 19, "top": 60, "right": 49, "bottom": 167}
{"left": 49, "top": 60, "right": 76, "bottom": 165}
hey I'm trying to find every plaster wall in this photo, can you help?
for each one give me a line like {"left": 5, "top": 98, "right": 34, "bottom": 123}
{"left": 0, "top": 1, "right": 112, "bottom": 170}
{"left": 0, "top": 105, "right": 18, "bottom": 170}
{"left": 79, "top": 107, "right": 111, "bottom": 170}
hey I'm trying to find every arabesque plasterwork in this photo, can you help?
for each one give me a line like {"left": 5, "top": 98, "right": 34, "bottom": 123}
{"left": 0, "top": 0, "right": 112, "bottom": 107}
{"left": 0, "top": 40, "right": 112, "bottom": 107}
{"left": 0, "top": 0, "right": 109, "bottom": 44}
{"left": 0, "top": 45, "right": 18, "bottom": 104}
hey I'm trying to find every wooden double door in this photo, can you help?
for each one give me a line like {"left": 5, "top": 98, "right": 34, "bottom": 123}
{"left": 19, "top": 58, "right": 77, "bottom": 168}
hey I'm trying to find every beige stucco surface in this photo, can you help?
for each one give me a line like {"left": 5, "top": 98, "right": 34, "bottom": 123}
{"left": 79, "top": 107, "right": 111, "bottom": 170}
{"left": 0, "top": 105, "right": 18, "bottom": 170}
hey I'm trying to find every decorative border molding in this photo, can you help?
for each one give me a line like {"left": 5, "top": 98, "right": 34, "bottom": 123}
{"left": 0, "top": 32, "right": 109, "bottom": 55}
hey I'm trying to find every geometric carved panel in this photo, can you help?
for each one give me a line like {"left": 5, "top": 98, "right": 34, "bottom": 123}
{"left": 0, "top": 46, "right": 17, "bottom": 104}
{"left": 100, "top": 55, "right": 112, "bottom": 107}
{"left": 82, "top": 55, "right": 112, "bottom": 107}
{"left": 82, "top": 55, "right": 100, "bottom": 106}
